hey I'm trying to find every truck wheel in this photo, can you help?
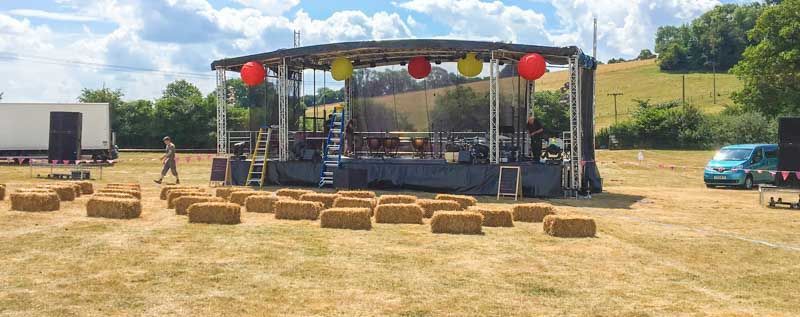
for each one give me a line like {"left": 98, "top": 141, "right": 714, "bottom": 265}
{"left": 743, "top": 175, "right": 754, "bottom": 190}
{"left": 705, "top": 184, "right": 715, "bottom": 189}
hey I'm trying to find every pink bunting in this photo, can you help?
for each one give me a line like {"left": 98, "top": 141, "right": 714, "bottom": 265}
{"left": 769, "top": 171, "right": 776, "bottom": 176}
{"left": 781, "top": 171, "right": 791, "bottom": 181}
{"left": 757, "top": 170, "right": 764, "bottom": 174}
{"left": 743, "top": 169, "right": 750, "bottom": 174}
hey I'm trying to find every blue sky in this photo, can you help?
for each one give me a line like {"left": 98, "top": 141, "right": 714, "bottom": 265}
{"left": 0, "top": 0, "right": 744, "bottom": 102}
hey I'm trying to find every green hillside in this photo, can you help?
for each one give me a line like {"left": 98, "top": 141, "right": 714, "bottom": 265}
{"left": 305, "top": 59, "right": 742, "bottom": 131}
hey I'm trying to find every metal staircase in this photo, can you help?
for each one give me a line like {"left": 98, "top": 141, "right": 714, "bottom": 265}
{"left": 319, "top": 109, "right": 345, "bottom": 187}
{"left": 246, "top": 127, "right": 272, "bottom": 188}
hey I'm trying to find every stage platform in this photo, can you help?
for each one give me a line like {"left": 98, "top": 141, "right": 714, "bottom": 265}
{"left": 229, "top": 158, "right": 564, "bottom": 198}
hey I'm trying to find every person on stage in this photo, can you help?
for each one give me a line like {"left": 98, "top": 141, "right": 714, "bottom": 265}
{"left": 527, "top": 116, "right": 544, "bottom": 162}
{"left": 154, "top": 136, "right": 180, "bottom": 184}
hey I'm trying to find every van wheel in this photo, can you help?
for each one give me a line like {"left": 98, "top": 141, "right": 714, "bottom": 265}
{"left": 706, "top": 184, "right": 715, "bottom": 189}
{"left": 743, "top": 175, "right": 754, "bottom": 190}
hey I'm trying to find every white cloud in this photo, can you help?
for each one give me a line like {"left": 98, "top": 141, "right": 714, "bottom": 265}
{"left": 7, "top": 9, "right": 101, "bottom": 22}
{"left": 234, "top": 0, "right": 300, "bottom": 16}
{"left": 398, "top": 0, "right": 547, "bottom": 42}
{"left": 548, "top": 0, "right": 720, "bottom": 59}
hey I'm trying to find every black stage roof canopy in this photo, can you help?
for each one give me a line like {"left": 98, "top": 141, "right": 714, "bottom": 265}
{"left": 210, "top": 39, "right": 582, "bottom": 72}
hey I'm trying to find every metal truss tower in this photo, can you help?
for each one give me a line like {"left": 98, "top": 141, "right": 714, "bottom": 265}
{"left": 566, "top": 55, "right": 583, "bottom": 197}
{"left": 277, "top": 59, "right": 289, "bottom": 161}
{"left": 488, "top": 57, "right": 500, "bottom": 164}
{"left": 215, "top": 67, "right": 228, "bottom": 154}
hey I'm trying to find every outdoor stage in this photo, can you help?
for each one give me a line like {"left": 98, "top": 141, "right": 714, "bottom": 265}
{"left": 228, "top": 159, "right": 564, "bottom": 197}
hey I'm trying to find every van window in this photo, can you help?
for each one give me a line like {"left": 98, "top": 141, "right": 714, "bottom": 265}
{"left": 765, "top": 149, "right": 778, "bottom": 159}
{"left": 752, "top": 149, "right": 764, "bottom": 163}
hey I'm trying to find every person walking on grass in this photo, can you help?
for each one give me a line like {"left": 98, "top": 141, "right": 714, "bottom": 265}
{"left": 154, "top": 136, "right": 179, "bottom": 184}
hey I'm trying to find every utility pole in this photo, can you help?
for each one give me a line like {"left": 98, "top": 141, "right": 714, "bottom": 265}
{"left": 608, "top": 92, "right": 623, "bottom": 124}
{"left": 682, "top": 75, "right": 686, "bottom": 105}
{"left": 592, "top": 17, "right": 597, "bottom": 60}
{"left": 712, "top": 62, "right": 717, "bottom": 105}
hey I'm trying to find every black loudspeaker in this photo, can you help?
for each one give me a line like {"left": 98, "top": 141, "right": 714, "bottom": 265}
{"left": 48, "top": 112, "right": 82, "bottom": 162}
{"left": 777, "top": 143, "right": 800, "bottom": 188}
{"left": 779, "top": 118, "right": 800, "bottom": 144}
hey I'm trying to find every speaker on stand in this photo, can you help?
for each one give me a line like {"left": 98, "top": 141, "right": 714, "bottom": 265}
{"left": 48, "top": 112, "right": 83, "bottom": 162}
{"left": 777, "top": 118, "right": 800, "bottom": 187}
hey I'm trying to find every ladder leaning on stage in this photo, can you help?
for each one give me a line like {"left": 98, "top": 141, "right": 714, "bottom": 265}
{"left": 246, "top": 127, "right": 272, "bottom": 188}
{"left": 319, "top": 109, "right": 345, "bottom": 187}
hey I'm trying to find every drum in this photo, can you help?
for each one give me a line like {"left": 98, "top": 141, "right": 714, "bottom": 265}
{"left": 366, "top": 137, "right": 383, "bottom": 151}
{"left": 411, "top": 137, "right": 429, "bottom": 152}
{"left": 383, "top": 137, "right": 400, "bottom": 151}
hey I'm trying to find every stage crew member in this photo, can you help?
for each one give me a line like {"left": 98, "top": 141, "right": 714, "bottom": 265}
{"left": 154, "top": 136, "right": 180, "bottom": 184}
{"left": 527, "top": 116, "right": 544, "bottom": 161}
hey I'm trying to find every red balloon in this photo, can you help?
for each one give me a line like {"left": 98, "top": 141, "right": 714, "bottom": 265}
{"left": 407, "top": 56, "right": 431, "bottom": 79}
{"left": 518, "top": 53, "right": 546, "bottom": 81}
{"left": 241, "top": 61, "right": 265, "bottom": 86}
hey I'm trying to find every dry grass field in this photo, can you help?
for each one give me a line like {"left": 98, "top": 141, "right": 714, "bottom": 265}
{"left": 1, "top": 151, "right": 799, "bottom": 316}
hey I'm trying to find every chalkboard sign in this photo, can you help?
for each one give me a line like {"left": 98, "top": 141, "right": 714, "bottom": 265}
{"left": 209, "top": 157, "right": 230, "bottom": 184}
{"left": 497, "top": 166, "right": 521, "bottom": 200}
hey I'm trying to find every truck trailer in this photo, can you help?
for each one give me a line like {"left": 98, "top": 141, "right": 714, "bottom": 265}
{"left": 0, "top": 103, "right": 116, "bottom": 160}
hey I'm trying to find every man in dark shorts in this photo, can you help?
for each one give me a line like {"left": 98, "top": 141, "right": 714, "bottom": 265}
{"left": 154, "top": 136, "right": 179, "bottom": 184}
{"left": 526, "top": 116, "right": 544, "bottom": 161}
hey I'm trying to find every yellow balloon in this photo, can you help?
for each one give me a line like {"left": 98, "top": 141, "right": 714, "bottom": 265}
{"left": 457, "top": 53, "right": 483, "bottom": 77}
{"left": 331, "top": 57, "right": 353, "bottom": 81}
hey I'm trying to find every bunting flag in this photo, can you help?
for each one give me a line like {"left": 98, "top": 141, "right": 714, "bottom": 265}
{"left": 781, "top": 171, "right": 791, "bottom": 181}
{"left": 744, "top": 169, "right": 750, "bottom": 174}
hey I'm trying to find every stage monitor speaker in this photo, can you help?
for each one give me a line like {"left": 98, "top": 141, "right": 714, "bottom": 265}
{"left": 779, "top": 117, "right": 800, "bottom": 144}
{"left": 48, "top": 112, "right": 82, "bottom": 162}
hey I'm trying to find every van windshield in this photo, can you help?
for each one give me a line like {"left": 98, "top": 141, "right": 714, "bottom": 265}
{"left": 713, "top": 149, "right": 752, "bottom": 161}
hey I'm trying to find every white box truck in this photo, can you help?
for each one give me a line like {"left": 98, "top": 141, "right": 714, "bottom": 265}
{"left": 0, "top": 103, "right": 117, "bottom": 160}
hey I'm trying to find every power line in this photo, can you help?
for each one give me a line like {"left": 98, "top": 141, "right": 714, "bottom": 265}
{"left": 0, "top": 52, "right": 215, "bottom": 79}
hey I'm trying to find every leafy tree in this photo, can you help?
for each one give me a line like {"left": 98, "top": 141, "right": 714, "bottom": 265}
{"left": 114, "top": 100, "right": 155, "bottom": 148}
{"left": 153, "top": 80, "right": 214, "bottom": 148}
{"left": 637, "top": 49, "right": 656, "bottom": 60}
{"left": 655, "top": 3, "right": 764, "bottom": 71}
{"left": 532, "top": 91, "right": 569, "bottom": 138}
{"left": 77, "top": 87, "right": 127, "bottom": 145}
{"left": 732, "top": 0, "right": 800, "bottom": 116}
{"left": 431, "top": 86, "right": 488, "bottom": 132}
{"left": 607, "top": 58, "right": 626, "bottom": 64}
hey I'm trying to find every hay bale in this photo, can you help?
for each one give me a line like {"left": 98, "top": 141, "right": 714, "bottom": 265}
{"left": 160, "top": 185, "right": 203, "bottom": 200}
{"left": 374, "top": 204, "right": 424, "bottom": 224}
{"left": 37, "top": 184, "right": 76, "bottom": 201}
{"left": 338, "top": 190, "right": 377, "bottom": 199}
{"left": 86, "top": 196, "right": 141, "bottom": 219}
{"left": 416, "top": 199, "right": 462, "bottom": 218}
{"left": 94, "top": 192, "right": 136, "bottom": 199}
{"left": 214, "top": 187, "right": 251, "bottom": 199}
{"left": 274, "top": 200, "right": 323, "bottom": 220}
{"left": 106, "top": 183, "right": 140, "bottom": 190}
{"left": 58, "top": 182, "right": 82, "bottom": 197}
{"left": 320, "top": 208, "right": 372, "bottom": 230}
{"left": 229, "top": 191, "right": 271, "bottom": 205}
{"left": 377, "top": 194, "right": 417, "bottom": 205}
{"left": 332, "top": 197, "right": 375, "bottom": 215}
{"left": 10, "top": 191, "right": 60, "bottom": 212}
{"left": 299, "top": 193, "right": 340, "bottom": 209}
{"left": 430, "top": 211, "right": 483, "bottom": 234}
{"left": 187, "top": 202, "right": 241, "bottom": 225}
{"left": 244, "top": 195, "right": 288, "bottom": 213}
{"left": 275, "top": 188, "right": 314, "bottom": 200}
{"left": 435, "top": 194, "right": 477, "bottom": 209}
{"left": 174, "top": 196, "right": 226, "bottom": 215}
{"left": 97, "top": 188, "right": 141, "bottom": 199}
{"left": 543, "top": 214, "right": 596, "bottom": 238}
{"left": 167, "top": 190, "right": 209, "bottom": 208}
{"left": 468, "top": 207, "right": 514, "bottom": 227}
{"left": 512, "top": 203, "right": 556, "bottom": 222}
{"left": 73, "top": 181, "right": 94, "bottom": 194}
{"left": 0, "top": 184, "right": 5, "bottom": 201}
